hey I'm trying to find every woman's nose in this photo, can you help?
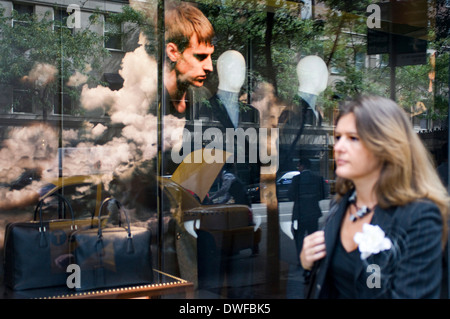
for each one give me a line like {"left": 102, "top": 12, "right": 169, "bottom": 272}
{"left": 334, "top": 138, "right": 344, "bottom": 153}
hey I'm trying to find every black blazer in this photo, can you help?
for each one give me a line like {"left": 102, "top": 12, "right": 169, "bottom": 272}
{"left": 306, "top": 191, "right": 444, "bottom": 299}
{"left": 199, "top": 95, "right": 260, "bottom": 186}
{"left": 200, "top": 94, "right": 259, "bottom": 130}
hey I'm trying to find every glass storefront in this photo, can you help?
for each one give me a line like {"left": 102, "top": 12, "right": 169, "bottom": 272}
{"left": 0, "top": 0, "right": 448, "bottom": 299}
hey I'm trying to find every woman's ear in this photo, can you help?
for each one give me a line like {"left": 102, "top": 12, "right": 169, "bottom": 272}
{"left": 166, "top": 42, "right": 181, "bottom": 62}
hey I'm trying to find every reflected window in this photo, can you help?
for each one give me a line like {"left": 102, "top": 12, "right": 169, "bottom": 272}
{"left": 53, "top": 86, "right": 74, "bottom": 115}
{"left": 53, "top": 8, "right": 75, "bottom": 115}
{"left": 54, "top": 7, "right": 74, "bottom": 35}
{"left": 12, "top": 3, "right": 34, "bottom": 27}
{"left": 355, "top": 52, "right": 365, "bottom": 70}
{"left": 12, "top": 87, "right": 33, "bottom": 113}
{"left": 104, "top": 17, "right": 122, "bottom": 51}
{"left": 330, "top": 61, "right": 342, "bottom": 75}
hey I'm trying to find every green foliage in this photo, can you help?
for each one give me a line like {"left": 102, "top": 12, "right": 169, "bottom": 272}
{"left": 0, "top": 6, "right": 110, "bottom": 116}
{"left": 312, "top": 0, "right": 448, "bottom": 124}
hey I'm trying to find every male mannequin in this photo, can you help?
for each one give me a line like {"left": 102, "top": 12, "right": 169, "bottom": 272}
{"left": 215, "top": 50, "right": 246, "bottom": 128}
{"left": 296, "top": 55, "right": 328, "bottom": 126}
{"left": 278, "top": 55, "right": 329, "bottom": 172}
{"left": 197, "top": 51, "right": 259, "bottom": 298}
{"left": 199, "top": 50, "right": 259, "bottom": 184}
{"left": 200, "top": 50, "right": 258, "bottom": 128}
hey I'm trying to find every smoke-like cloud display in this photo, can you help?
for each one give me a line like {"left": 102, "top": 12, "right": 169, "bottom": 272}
{"left": 0, "top": 33, "right": 185, "bottom": 209}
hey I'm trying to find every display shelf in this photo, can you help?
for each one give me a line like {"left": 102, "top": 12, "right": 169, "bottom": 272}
{"left": 0, "top": 269, "right": 194, "bottom": 299}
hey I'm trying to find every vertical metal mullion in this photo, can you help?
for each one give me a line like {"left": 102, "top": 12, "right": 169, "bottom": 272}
{"left": 156, "top": 0, "right": 165, "bottom": 278}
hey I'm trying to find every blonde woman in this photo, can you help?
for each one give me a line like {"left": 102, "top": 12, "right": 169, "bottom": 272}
{"left": 301, "top": 95, "right": 449, "bottom": 298}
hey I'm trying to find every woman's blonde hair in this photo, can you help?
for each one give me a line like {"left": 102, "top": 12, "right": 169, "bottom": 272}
{"left": 335, "top": 95, "right": 449, "bottom": 242}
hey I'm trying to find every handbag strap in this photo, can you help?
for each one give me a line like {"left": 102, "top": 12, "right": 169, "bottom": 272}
{"left": 33, "top": 192, "right": 76, "bottom": 232}
{"left": 97, "top": 197, "right": 132, "bottom": 240}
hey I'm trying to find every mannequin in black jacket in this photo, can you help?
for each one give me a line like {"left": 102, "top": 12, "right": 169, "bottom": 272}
{"left": 278, "top": 55, "right": 329, "bottom": 173}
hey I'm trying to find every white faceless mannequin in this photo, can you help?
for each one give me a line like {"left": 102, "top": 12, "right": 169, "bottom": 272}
{"left": 216, "top": 50, "right": 246, "bottom": 128}
{"left": 296, "top": 55, "right": 329, "bottom": 122}
{"left": 297, "top": 55, "right": 328, "bottom": 96}
{"left": 217, "top": 50, "right": 246, "bottom": 93}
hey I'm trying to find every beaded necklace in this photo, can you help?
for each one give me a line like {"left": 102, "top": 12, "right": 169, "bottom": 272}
{"left": 348, "top": 190, "right": 375, "bottom": 222}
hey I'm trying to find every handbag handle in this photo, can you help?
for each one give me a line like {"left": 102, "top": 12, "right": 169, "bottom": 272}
{"left": 33, "top": 192, "right": 76, "bottom": 232}
{"left": 97, "top": 197, "right": 132, "bottom": 239}
{"left": 97, "top": 197, "right": 135, "bottom": 254}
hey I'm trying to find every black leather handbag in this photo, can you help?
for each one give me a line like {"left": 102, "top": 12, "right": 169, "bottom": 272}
{"left": 69, "top": 197, "right": 153, "bottom": 291}
{"left": 4, "top": 193, "right": 78, "bottom": 290}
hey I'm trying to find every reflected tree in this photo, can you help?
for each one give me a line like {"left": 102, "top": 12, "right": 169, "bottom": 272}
{"left": 0, "top": 7, "right": 109, "bottom": 119}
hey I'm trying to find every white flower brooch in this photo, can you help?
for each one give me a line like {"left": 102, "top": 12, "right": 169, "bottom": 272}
{"left": 353, "top": 223, "right": 392, "bottom": 260}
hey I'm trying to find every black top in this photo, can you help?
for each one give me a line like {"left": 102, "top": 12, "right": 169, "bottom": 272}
{"left": 329, "top": 238, "right": 361, "bottom": 298}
